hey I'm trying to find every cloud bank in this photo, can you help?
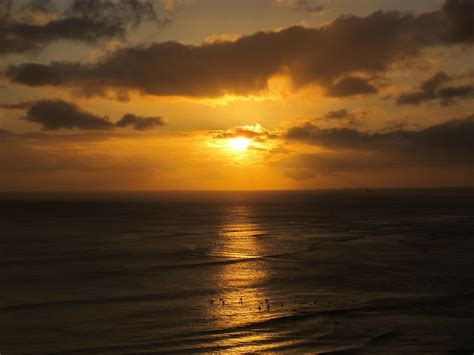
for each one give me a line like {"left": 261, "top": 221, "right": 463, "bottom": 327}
{"left": 282, "top": 115, "right": 474, "bottom": 178}
{"left": 5, "top": 0, "right": 473, "bottom": 98}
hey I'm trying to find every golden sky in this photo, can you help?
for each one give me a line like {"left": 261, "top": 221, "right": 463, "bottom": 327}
{"left": 0, "top": 0, "right": 473, "bottom": 190}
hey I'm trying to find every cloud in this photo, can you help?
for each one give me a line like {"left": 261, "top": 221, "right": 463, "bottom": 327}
{"left": 324, "top": 109, "right": 350, "bottom": 119}
{"left": 26, "top": 99, "right": 114, "bottom": 130}
{"left": 0, "top": 0, "right": 12, "bottom": 20}
{"left": 11, "top": 0, "right": 57, "bottom": 24}
{"left": 273, "top": 0, "right": 324, "bottom": 15}
{"left": 0, "top": 128, "right": 12, "bottom": 137}
{"left": 0, "top": 101, "right": 32, "bottom": 109}
{"left": 286, "top": 123, "right": 371, "bottom": 150}
{"left": 5, "top": 0, "right": 474, "bottom": 98}
{"left": 285, "top": 115, "right": 474, "bottom": 164}
{"left": 321, "top": 108, "right": 365, "bottom": 126}
{"left": 396, "top": 71, "right": 474, "bottom": 105}
{"left": 115, "top": 113, "right": 165, "bottom": 130}
{"left": 3, "top": 99, "right": 165, "bottom": 131}
{"left": 326, "top": 76, "right": 377, "bottom": 97}
{"left": 213, "top": 123, "right": 276, "bottom": 142}
{"left": 280, "top": 115, "right": 474, "bottom": 180}
{"left": 0, "top": 0, "right": 160, "bottom": 56}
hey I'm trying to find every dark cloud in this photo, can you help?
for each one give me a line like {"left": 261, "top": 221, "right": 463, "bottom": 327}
{"left": 65, "top": 0, "right": 157, "bottom": 29}
{"left": 0, "top": 128, "right": 12, "bottom": 137}
{"left": 4, "top": 62, "right": 83, "bottom": 87}
{"left": 321, "top": 108, "right": 364, "bottom": 126}
{"left": 326, "top": 76, "right": 377, "bottom": 97}
{"left": 12, "top": 0, "right": 56, "bottom": 23}
{"left": 273, "top": 0, "right": 324, "bottom": 15}
{"left": 280, "top": 115, "right": 474, "bottom": 179}
{"left": 287, "top": 123, "right": 371, "bottom": 149}
{"left": 5, "top": 0, "right": 474, "bottom": 98}
{"left": 397, "top": 71, "right": 474, "bottom": 105}
{"left": 324, "top": 109, "right": 349, "bottom": 119}
{"left": 0, "top": 101, "right": 32, "bottom": 110}
{"left": 285, "top": 115, "right": 474, "bottom": 164}
{"left": 442, "top": 0, "right": 474, "bottom": 43}
{"left": 0, "top": 0, "right": 159, "bottom": 56}
{"left": 0, "top": 0, "right": 12, "bottom": 20}
{"left": 26, "top": 99, "right": 114, "bottom": 130}
{"left": 115, "top": 113, "right": 165, "bottom": 130}
{"left": 4, "top": 99, "right": 166, "bottom": 131}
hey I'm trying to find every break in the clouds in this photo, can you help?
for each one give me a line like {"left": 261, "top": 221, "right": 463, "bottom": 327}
{"left": 0, "top": 0, "right": 159, "bottom": 56}
{"left": 2, "top": 99, "right": 165, "bottom": 131}
{"left": 397, "top": 71, "right": 474, "bottom": 106}
{"left": 5, "top": 0, "right": 474, "bottom": 98}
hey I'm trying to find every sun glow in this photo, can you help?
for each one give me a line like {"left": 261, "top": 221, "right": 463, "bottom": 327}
{"left": 229, "top": 137, "right": 250, "bottom": 151}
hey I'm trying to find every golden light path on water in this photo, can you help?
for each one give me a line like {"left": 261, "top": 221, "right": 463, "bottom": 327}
{"left": 206, "top": 205, "right": 299, "bottom": 352}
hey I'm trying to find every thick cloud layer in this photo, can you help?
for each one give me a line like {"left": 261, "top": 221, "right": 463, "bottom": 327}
{"left": 285, "top": 115, "right": 474, "bottom": 166}
{"left": 0, "top": 0, "right": 158, "bottom": 56}
{"left": 5, "top": 0, "right": 474, "bottom": 98}
{"left": 397, "top": 71, "right": 474, "bottom": 105}
{"left": 280, "top": 115, "right": 474, "bottom": 180}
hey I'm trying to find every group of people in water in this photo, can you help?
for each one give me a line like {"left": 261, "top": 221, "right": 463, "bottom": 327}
{"left": 209, "top": 297, "right": 271, "bottom": 311}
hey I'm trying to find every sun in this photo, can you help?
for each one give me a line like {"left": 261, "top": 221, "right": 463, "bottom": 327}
{"left": 228, "top": 137, "right": 250, "bottom": 151}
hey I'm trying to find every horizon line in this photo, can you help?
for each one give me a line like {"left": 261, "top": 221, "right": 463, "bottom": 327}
{"left": 1, "top": 186, "right": 474, "bottom": 193}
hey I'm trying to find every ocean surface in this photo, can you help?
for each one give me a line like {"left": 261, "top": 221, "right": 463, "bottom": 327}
{"left": 1, "top": 189, "right": 474, "bottom": 354}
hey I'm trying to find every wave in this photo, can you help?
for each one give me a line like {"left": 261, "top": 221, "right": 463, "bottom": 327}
{"left": 41, "top": 290, "right": 474, "bottom": 354}
{"left": 1, "top": 288, "right": 211, "bottom": 311}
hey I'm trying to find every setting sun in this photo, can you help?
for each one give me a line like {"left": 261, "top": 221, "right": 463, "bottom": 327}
{"left": 2, "top": 0, "right": 473, "bottom": 353}
{"left": 229, "top": 137, "right": 250, "bottom": 151}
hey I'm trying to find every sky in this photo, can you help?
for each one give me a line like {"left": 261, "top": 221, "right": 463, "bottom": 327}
{"left": 0, "top": 0, "right": 473, "bottom": 190}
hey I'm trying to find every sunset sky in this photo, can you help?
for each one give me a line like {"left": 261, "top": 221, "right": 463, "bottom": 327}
{"left": 0, "top": 0, "right": 473, "bottom": 190}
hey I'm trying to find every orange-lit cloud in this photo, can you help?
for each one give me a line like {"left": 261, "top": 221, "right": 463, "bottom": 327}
{"left": 5, "top": 0, "right": 474, "bottom": 99}
{"left": 0, "top": 0, "right": 473, "bottom": 190}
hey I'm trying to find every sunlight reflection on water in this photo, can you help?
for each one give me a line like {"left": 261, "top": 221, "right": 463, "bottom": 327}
{"left": 206, "top": 205, "right": 284, "bottom": 350}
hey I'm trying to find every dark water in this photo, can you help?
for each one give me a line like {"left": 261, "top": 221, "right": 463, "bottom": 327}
{"left": 1, "top": 189, "right": 474, "bottom": 354}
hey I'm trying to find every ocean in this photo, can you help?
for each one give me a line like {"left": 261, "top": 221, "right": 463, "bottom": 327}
{"left": 1, "top": 189, "right": 473, "bottom": 354}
